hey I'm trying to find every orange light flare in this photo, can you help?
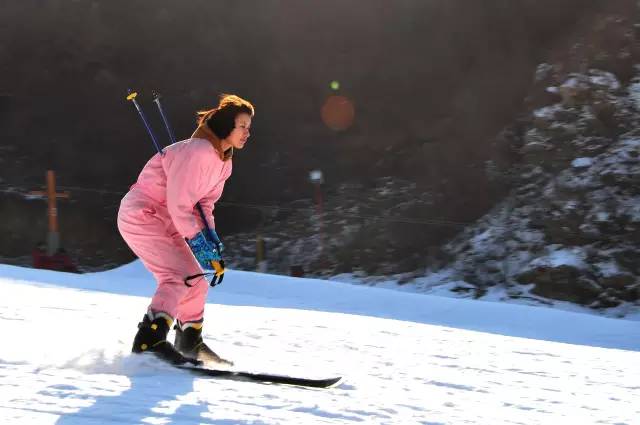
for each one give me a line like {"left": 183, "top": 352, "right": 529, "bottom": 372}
{"left": 321, "top": 94, "right": 355, "bottom": 131}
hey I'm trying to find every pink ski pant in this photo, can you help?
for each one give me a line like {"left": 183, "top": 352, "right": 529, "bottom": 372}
{"left": 117, "top": 189, "right": 209, "bottom": 323}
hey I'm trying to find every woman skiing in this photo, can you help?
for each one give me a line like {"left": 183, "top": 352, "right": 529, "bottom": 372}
{"left": 118, "top": 94, "right": 254, "bottom": 366}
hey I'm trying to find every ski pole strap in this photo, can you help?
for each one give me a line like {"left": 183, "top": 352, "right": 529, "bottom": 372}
{"left": 184, "top": 262, "right": 225, "bottom": 287}
{"left": 184, "top": 272, "right": 208, "bottom": 287}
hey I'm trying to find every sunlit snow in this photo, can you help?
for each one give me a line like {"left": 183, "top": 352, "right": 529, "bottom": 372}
{"left": 0, "top": 262, "right": 638, "bottom": 424}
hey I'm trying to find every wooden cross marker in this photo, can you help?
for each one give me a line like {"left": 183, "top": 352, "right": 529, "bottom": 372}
{"left": 30, "top": 170, "right": 70, "bottom": 255}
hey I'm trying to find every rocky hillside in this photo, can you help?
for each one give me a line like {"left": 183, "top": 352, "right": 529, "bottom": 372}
{"left": 443, "top": 77, "right": 640, "bottom": 313}
{"left": 225, "top": 7, "right": 640, "bottom": 317}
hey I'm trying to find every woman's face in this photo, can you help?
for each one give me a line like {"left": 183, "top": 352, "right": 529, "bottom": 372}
{"left": 225, "top": 112, "right": 252, "bottom": 150}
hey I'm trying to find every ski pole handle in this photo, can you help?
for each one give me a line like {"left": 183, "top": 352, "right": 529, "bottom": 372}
{"left": 126, "top": 90, "right": 165, "bottom": 156}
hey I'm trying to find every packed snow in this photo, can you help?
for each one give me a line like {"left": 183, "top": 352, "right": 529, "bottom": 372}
{"left": 0, "top": 262, "right": 638, "bottom": 424}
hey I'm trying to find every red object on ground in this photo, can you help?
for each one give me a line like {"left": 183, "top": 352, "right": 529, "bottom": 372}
{"left": 32, "top": 247, "right": 78, "bottom": 273}
{"left": 32, "top": 247, "right": 50, "bottom": 269}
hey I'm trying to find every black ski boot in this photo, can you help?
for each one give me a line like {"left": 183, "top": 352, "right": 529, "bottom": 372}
{"left": 174, "top": 319, "right": 233, "bottom": 366}
{"left": 132, "top": 311, "right": 201, "bottom": 366}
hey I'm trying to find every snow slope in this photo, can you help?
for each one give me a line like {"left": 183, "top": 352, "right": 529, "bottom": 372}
{"left": 1, "top": 262, "right": 638, "bottom": 424}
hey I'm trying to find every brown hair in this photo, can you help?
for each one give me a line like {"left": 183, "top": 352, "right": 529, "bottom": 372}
{"left": 196, "top": 94, "right": 254, "bottom": 139}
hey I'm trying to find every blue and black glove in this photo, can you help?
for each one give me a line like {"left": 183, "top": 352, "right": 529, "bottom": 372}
{"left": 186, "top": 230, "right": 225, "bottom": 286}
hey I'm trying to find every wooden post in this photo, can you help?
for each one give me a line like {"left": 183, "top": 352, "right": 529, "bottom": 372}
{"left": 30, "top": 170, "right": 70, "bottom": 255}
{"left": 315, "top": 182, "right": 324, "bottom": 258}
{"left": 256, "top": 234, "right": 266, "bottom": 272}
{"left": 256, "top": 234, "right": 264, "bottom": 264}
{"left": 308, "top": 170, "right": 325, "bottom": 265}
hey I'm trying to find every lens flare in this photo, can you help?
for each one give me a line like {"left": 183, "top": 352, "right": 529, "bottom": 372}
{"left": 321, "top": 95, "right": 355, "bottom": 131}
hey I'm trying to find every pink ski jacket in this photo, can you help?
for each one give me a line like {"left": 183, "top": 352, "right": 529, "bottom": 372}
{"left": 129, "top": 138, "right": 232, "bottom": 240}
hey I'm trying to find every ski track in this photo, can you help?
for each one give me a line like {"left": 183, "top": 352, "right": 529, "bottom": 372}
{"left": 1, "top": 280, "right": 639, "bottom": 424}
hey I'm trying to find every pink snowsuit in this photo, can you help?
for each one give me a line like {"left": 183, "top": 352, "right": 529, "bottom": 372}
{"left": 117, "top": 138, "right": 232, "bottom": 323}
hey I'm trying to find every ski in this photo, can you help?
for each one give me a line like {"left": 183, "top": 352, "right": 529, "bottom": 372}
{"left": 176, "top": 365, "right": 342, "bottom": 388}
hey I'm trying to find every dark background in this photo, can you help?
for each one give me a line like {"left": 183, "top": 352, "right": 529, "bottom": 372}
{"left": 0, "top": 0, "right": 628, "bottom": 270}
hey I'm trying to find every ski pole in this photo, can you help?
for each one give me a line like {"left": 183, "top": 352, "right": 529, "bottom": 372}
{"left": 152, "top": 91, "right": 177, "bottom": 145}
{"left": 126, "top": 90, "right": 164, "bottom": 156}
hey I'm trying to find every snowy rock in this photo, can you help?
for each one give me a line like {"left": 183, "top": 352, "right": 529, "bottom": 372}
{"left": 516, "top": 265, "right": 601, "bottom": 304}
{"left": 559, "top": 75, "right": 590, "bottom": 106}
{"left": 529, "top": 247, "right": 587, "bottom": 269}
{"left": 535, "top": 63, "right": 554, "bottom": 82}
{"left": 571, "top": 157, "right": 593, "bottom": 168}
{"left": 599, "top": 272, "right": 636, "bottom": 289}
{"left": 570, "top": 136, "right": 611, "bottom": 157}
{"left": 521, "top": 141, "right": 552, "bottom": 155}
{"left": 613, "top": 249, "right": 640, "bottom": 274}
{"left": 629, "top": 81, "right": 640, "bottom": 109}
{"left": 533, "top": 104, "right": 563, "bottom": 120}
{"left": 588, "top": 69, "right": 621, "bottom": 91}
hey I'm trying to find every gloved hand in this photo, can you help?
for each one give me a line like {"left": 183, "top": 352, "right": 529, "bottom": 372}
{"left": 204, "top": 229, "right": 225, "bottom": 285}
{"left": 203, "top": 228, "right": 224, "bottom": 256}
{"left": 186, "top": 230, "right": 225, "bottom": 286}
